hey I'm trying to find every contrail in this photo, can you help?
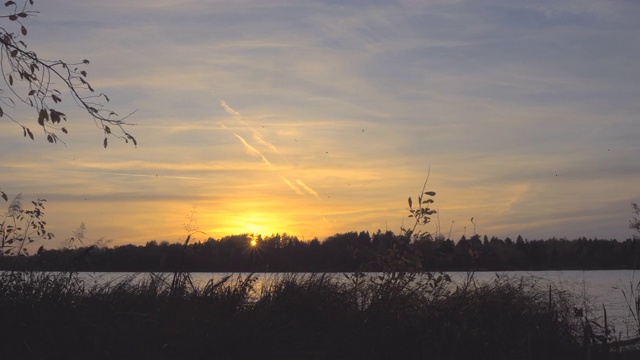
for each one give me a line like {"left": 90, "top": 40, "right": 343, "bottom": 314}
{"left": 281, "top": 176, "right": 304, "bottom": 195}
{"left": 219, "top": 100, "right": 320, "bottom": 200}
{"left": 219, "top": 122, "right": 272, "bottom": 167}
{"left": 296, "top": 179, "right": 320, "bottom": 199}
{"left": 220, "top": 99, "right": 280, "bottom": 154}
{"left": 220, "top": 100, "right": 241, "bottom": 118}
{"left": 231, "top": 133, "right": 273, "bottom": 168}
{"left": 252, "top": 132, "right": 280, "bottom": 154}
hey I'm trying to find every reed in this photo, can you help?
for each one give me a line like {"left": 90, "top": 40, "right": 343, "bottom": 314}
{"left": 0, "top": 270, "right": 586, "bottom": 360}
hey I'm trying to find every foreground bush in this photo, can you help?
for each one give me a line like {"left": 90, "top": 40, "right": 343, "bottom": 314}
{"left": 0, "top": 271, "right": 583, "bottom": 360}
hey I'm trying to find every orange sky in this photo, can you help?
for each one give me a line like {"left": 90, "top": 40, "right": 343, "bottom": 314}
{"left": 1, "top": 1, "right": 639, "bottom": 247}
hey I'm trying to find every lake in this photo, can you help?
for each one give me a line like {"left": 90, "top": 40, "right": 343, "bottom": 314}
{"left": 78, "top": 269, "right": 640, "bottom": 339}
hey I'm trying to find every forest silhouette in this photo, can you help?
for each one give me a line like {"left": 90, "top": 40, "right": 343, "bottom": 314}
{"left": 3, "top": 231, "right": 639, "bottom": 272}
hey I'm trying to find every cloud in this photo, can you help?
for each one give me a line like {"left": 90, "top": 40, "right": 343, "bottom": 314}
{"left": 74, "top": 171, "right": 205, "bottom": 180}
{"left": 501, "top": 183, "right": 531, "bottom": 214}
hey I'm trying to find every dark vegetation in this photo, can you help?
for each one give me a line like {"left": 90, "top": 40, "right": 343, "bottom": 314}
{"left": 0, "top": 271, "right": 587, "bottom": 360}
{"left": 2, "top": 232, "right": 639, "bottom": 272}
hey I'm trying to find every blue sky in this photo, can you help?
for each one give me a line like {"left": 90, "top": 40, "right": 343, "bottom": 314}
{"left": 1, "top": 0, "right": 639, "bottom": 246}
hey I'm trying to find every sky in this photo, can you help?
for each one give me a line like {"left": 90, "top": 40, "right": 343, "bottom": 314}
{"left": 1, "top": 0, "right": 639, "bottom": 248}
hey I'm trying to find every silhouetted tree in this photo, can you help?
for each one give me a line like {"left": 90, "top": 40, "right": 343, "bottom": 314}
{"left": 3, "top": 231, "right": 640, "bottom": 272}
{"left": 0, "top": 195, "right": 52, "bottom": 255}
{"left": 1, "top": 1, "right": 135, "bottom": 255}
{"left": 0, "top": 0, "right": 135, "bottom": 147}
{"left": 632, "top": 203, "right": 640, "bottom": 238}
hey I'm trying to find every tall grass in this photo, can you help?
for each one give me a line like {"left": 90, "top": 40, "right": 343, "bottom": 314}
{"left": 0, "top": 270, "right": 586, "bottom": 360}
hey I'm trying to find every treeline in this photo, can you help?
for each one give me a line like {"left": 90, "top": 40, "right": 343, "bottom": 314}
{"left": 1, "top": 231, "right": 640, "bottom": 272}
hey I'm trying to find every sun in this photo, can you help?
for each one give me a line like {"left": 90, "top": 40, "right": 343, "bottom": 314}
{"left": 244, "top": 235, "right": 264, "bottom": 259}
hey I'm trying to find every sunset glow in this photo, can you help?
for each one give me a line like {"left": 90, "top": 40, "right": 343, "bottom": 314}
{"left": 1, "top": 1, "right": 639, "bottom": 247}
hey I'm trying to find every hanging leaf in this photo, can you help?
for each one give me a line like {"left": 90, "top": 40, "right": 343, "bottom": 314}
{"left": 37, "top": 108, "right": 47, "bottom": 126}
{"left": 408, "top": 197, "right": 413, "bottom": 209}
{"left": 1, "top": 191, "right": 7, "bottom": 202}
{"left": 424, "top": 191, "right": 436, "bottom": 196}
{"left": 5, "top": 1, "right": 16, "bottom": 6}
{"left": 103, "top": 137, "right": 108, "bottom": 148}
{"left": 50, "top": 109, "right": 66, "bottom": 123}
{"left": 21, "top": 25, "right": 26, "bottom": 36}
{"left": 61, "top": 127, "right": 67, "bottom": 134}
{"left": 0, "top": 106, "right": 3, "bottom": 117}
{"left": 26, "top": 128, "right": 34, "bottom": 140}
